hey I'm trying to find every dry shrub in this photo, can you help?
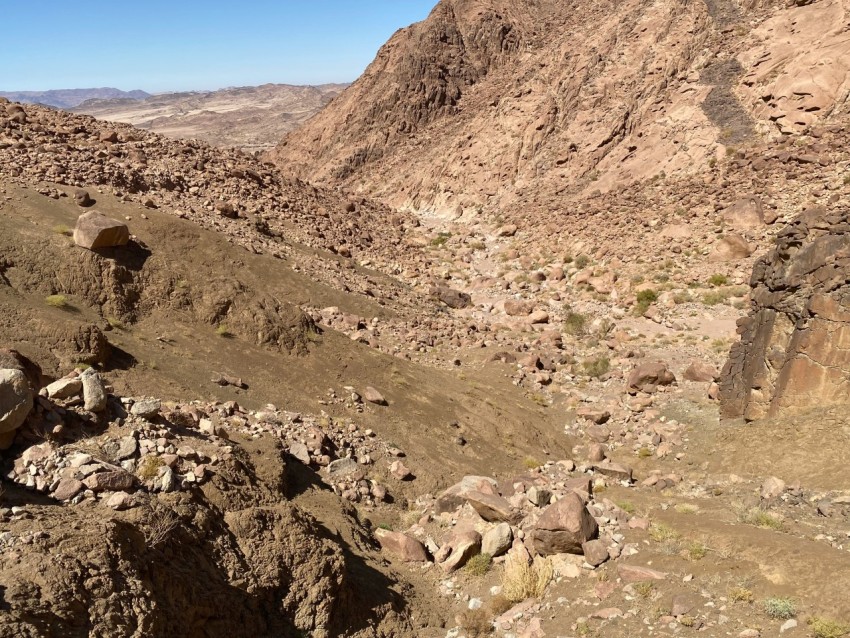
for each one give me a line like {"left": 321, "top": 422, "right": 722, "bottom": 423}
{"left": 143, "top": 502, "right": 179, "bottom": 548}
{"left": 457, "top": 608, "right": 492, "bottom": 636}
{"left": 501, "top": 552, "right": 553, "bottom": 602}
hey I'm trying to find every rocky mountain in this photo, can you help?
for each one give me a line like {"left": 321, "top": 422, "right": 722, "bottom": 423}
{"left": 0, "top": 88, "right": 150, "bottom": 109}
{"left": 273, "top": 0, "right": 850, "bottom": 217}
{"left": 75, "top": 83, "right": 348, "bottom": 152}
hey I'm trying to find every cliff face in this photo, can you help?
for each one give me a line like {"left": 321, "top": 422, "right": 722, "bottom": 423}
{"left": 720, "top": 208, "right": 850, "bottom": 420}
{"left": 273, "top": 0, "right": 850, "bottom": 218}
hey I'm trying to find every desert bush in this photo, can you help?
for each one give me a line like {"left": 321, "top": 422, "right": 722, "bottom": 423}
{"left": 575, "top": 254, "right": 590, "bottom": 269}
{"left": 708, "top": 274, "right": 729, "bottom": 287}
{"left": 45, "top": 294, "right": 69, "bottom": 308}
{"left": 137, "top": 455, "right": 165, "bottom": 480}
{"left": 457, "top": 608, "right": 492, "bottom": 636}
{"left": 582, "top": 356, "right": 610, "bottom": 379}
{"left": 216, "top": 324, "right": 232, "bottom": 337}
{"left": 808, "top": 617, "right": 850, "bottom": 638}
{"left": 633, "top": 581, "right": 655, "bottom": 598}
{"left": 563, "top": 311, "right": 587, "bottom": 336}
{"left": 143, "top": 502, "right": 179, "bottom": 548}
{"left": 465, "top": 553, "right": 493, "bottom": 576}
{"left": 763, "top": 597, "right": 796, "bottom": 619}
{"left": 501, "top": 553, "right": 553, "bottom": 602}
{"left": 739, "top": 507, "right": 783, "bottom": 530}
{"left": 729, "top": 587, "right": 754, "bottom": 603}
{"left": 634, "top": 289, "right": 658, "bottom": 315}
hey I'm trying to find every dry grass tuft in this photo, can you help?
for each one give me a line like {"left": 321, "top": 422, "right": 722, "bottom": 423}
{"left": 501, "top": 553, "right": 553, "bottom": 602}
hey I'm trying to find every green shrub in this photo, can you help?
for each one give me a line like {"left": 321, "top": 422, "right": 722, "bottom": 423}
{"left": 575, "top": 254, "right": 590, "bottom": 269}
{"left": 708, "top": 274, "right": 729, "bottom": 287}
{"left": 563, "top": 312, "right": 587, "bottom": 336}
{"left": 582, "top": 356, "right": 610, "bottom": 379}
{"left": 634, "top": 289, "right": 658, "bottom": 315}
{"left": 465, "top": 553, "right": 493, "bottom": 576}
{"left": 45, "top": 294, "right": 69, "bottom": 308}
{"left": 763, "top": 597, "right": 796, "bottom": 620}
{"left": 808, "top": 617, "right": 850, "bottom": 638}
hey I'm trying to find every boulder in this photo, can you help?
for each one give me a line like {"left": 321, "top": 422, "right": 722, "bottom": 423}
{"left": 83, "top": 470, "right": 136, "bottom": 492}
{"left": 44, "top": 377, "right": 82, "bottom": 400}
{"left": 465, "top": 490, "right": 523, "bottom": 524}
{"left": 130, "top": 399, "right": 161, "bottom": 419}
{"left": 532, "top": 492, "right": 599, "bottom": 555}
{"left": 375, "top": 528, "right": 429, "bottom": 562}
{"left": 720, "top": 209, "right": 850, "bottom": 419}
{"left": 73, "top": 189, "right": 94, "bottom": 207}
{"left": 618, "top": 564, "right": 667, "bottom": 583}
{"left": 431, "top": 286, "right": 472, "bottom": 309}
{"left": 437, "top": 529, "right": 482, "bottom": 572}
{"left": 435, "top": 475, "right": 499, "bottom": 513}
{"left": 722, "top": 196, "right": 765, "bottom": 230}
{"left": 363, "top": 386, "right": 387, "bottom": 406}
{"left": 710, "top": 233, "right": 754, "bottom": 262}
{"left": 80, "top": 369, "right": 107, "bottom": 412}
{"left": 481, "top": 522, "right": 513, "bottom": 557}
{"left": 581, "top": 539, "right": 610, "bottom": 566}
{"left": 0, "top": 369, "right": 33, "bottom": 434}
{"left": 627, "top": 362, "right": 676, "bottom": 393}
{"left": 73, "top": 212, "right": 129, "bottom": 250}
{"left": 683, "top": 361, "right": 719, "bottom": 383}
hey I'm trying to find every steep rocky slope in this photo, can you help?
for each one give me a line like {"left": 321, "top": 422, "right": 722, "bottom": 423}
{"left": 273, "top": 0, "right": 850, "bottom": 217}
{"left": 75, "top": 83, "right": 348, "bottom": 152}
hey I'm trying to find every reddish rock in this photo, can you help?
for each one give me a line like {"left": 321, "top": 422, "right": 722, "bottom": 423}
{"left": 532, "top": 492, "right": 598, "bottom": 555}
{"left": 375, "top": 528, "right": 429, "bottom": 562}
{"left": 627, "top": 362, "right": 676, "bottom": 393}
{"left": 83, "top": 470, "right": 136, "bottom": 493}
{"left": 618, "top": 564, "right": 667, "bottom": 583}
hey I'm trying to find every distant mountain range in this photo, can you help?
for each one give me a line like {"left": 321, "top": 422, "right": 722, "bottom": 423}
{"left": 0, "top": 88, "right": 150, "bottom": 109}
{"left": 73, "top": 83, "right": 348, "bottom": 152}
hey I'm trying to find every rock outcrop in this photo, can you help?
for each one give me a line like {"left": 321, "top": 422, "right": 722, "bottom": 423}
{"left": 721, "top": 209, "right": 850, "bottom": 419}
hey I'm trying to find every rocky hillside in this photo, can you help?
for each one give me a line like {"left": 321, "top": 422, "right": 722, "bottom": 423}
{"left": 75, "top": 83, "right": 348, "bottom": 152}
{"left": 273, "top": 0, "right": 850, "bottom": 216}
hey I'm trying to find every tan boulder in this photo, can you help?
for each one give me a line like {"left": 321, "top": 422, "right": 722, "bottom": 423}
{"left": 710, "top": 233, "right": 753, "bottom": 262}
{"left": 73, "top": 212, "right": 129, "bottom": 250}
{"left": 375, "top": 528, "right": 429, "bottom": 562}
{"left": 722, "top": 196, "right": 764, "bottom": 230}
{"left": 465, "top": 490, "right": 523, "bottom": 524}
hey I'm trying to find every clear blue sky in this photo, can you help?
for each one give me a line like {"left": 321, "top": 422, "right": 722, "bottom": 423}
{"left": 0, "top": 1, "right": 436, "bottom": 92}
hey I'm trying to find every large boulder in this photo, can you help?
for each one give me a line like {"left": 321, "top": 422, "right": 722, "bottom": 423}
{"left": 431, "top": 286, "right": 472, "bottom": 309}
{"left": 722, "top": 196, "right": 765, "bottom": 230}
{"left": 721, "top": 209, "right": 850, "bottom": 419}
{"left": 0, "top": 369, "right": 33, "bottom": 435}
{"left": 374, "top": 528, "right": 429, "bottom": 562}
{"left": 531, "top": 492, "right": 598, "bottom": 556}
{"left": 464, "top": 490, "right": 523, "bottom": 524}
{"left": 73, "top": 212, "right": 130, "bottom": 250}
{"left": 709, "top": 233, "right": 754, "bottom": 262}
{"left": 435, "top": 475, "right": 498, "bottom": 513}
{"left": 627, "top": 362, "right": 676, "bottom": 394}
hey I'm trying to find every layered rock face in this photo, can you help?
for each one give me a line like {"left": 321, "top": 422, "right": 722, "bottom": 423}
{"left": 720, "top": 208, "right": 850, "bottom": 420}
